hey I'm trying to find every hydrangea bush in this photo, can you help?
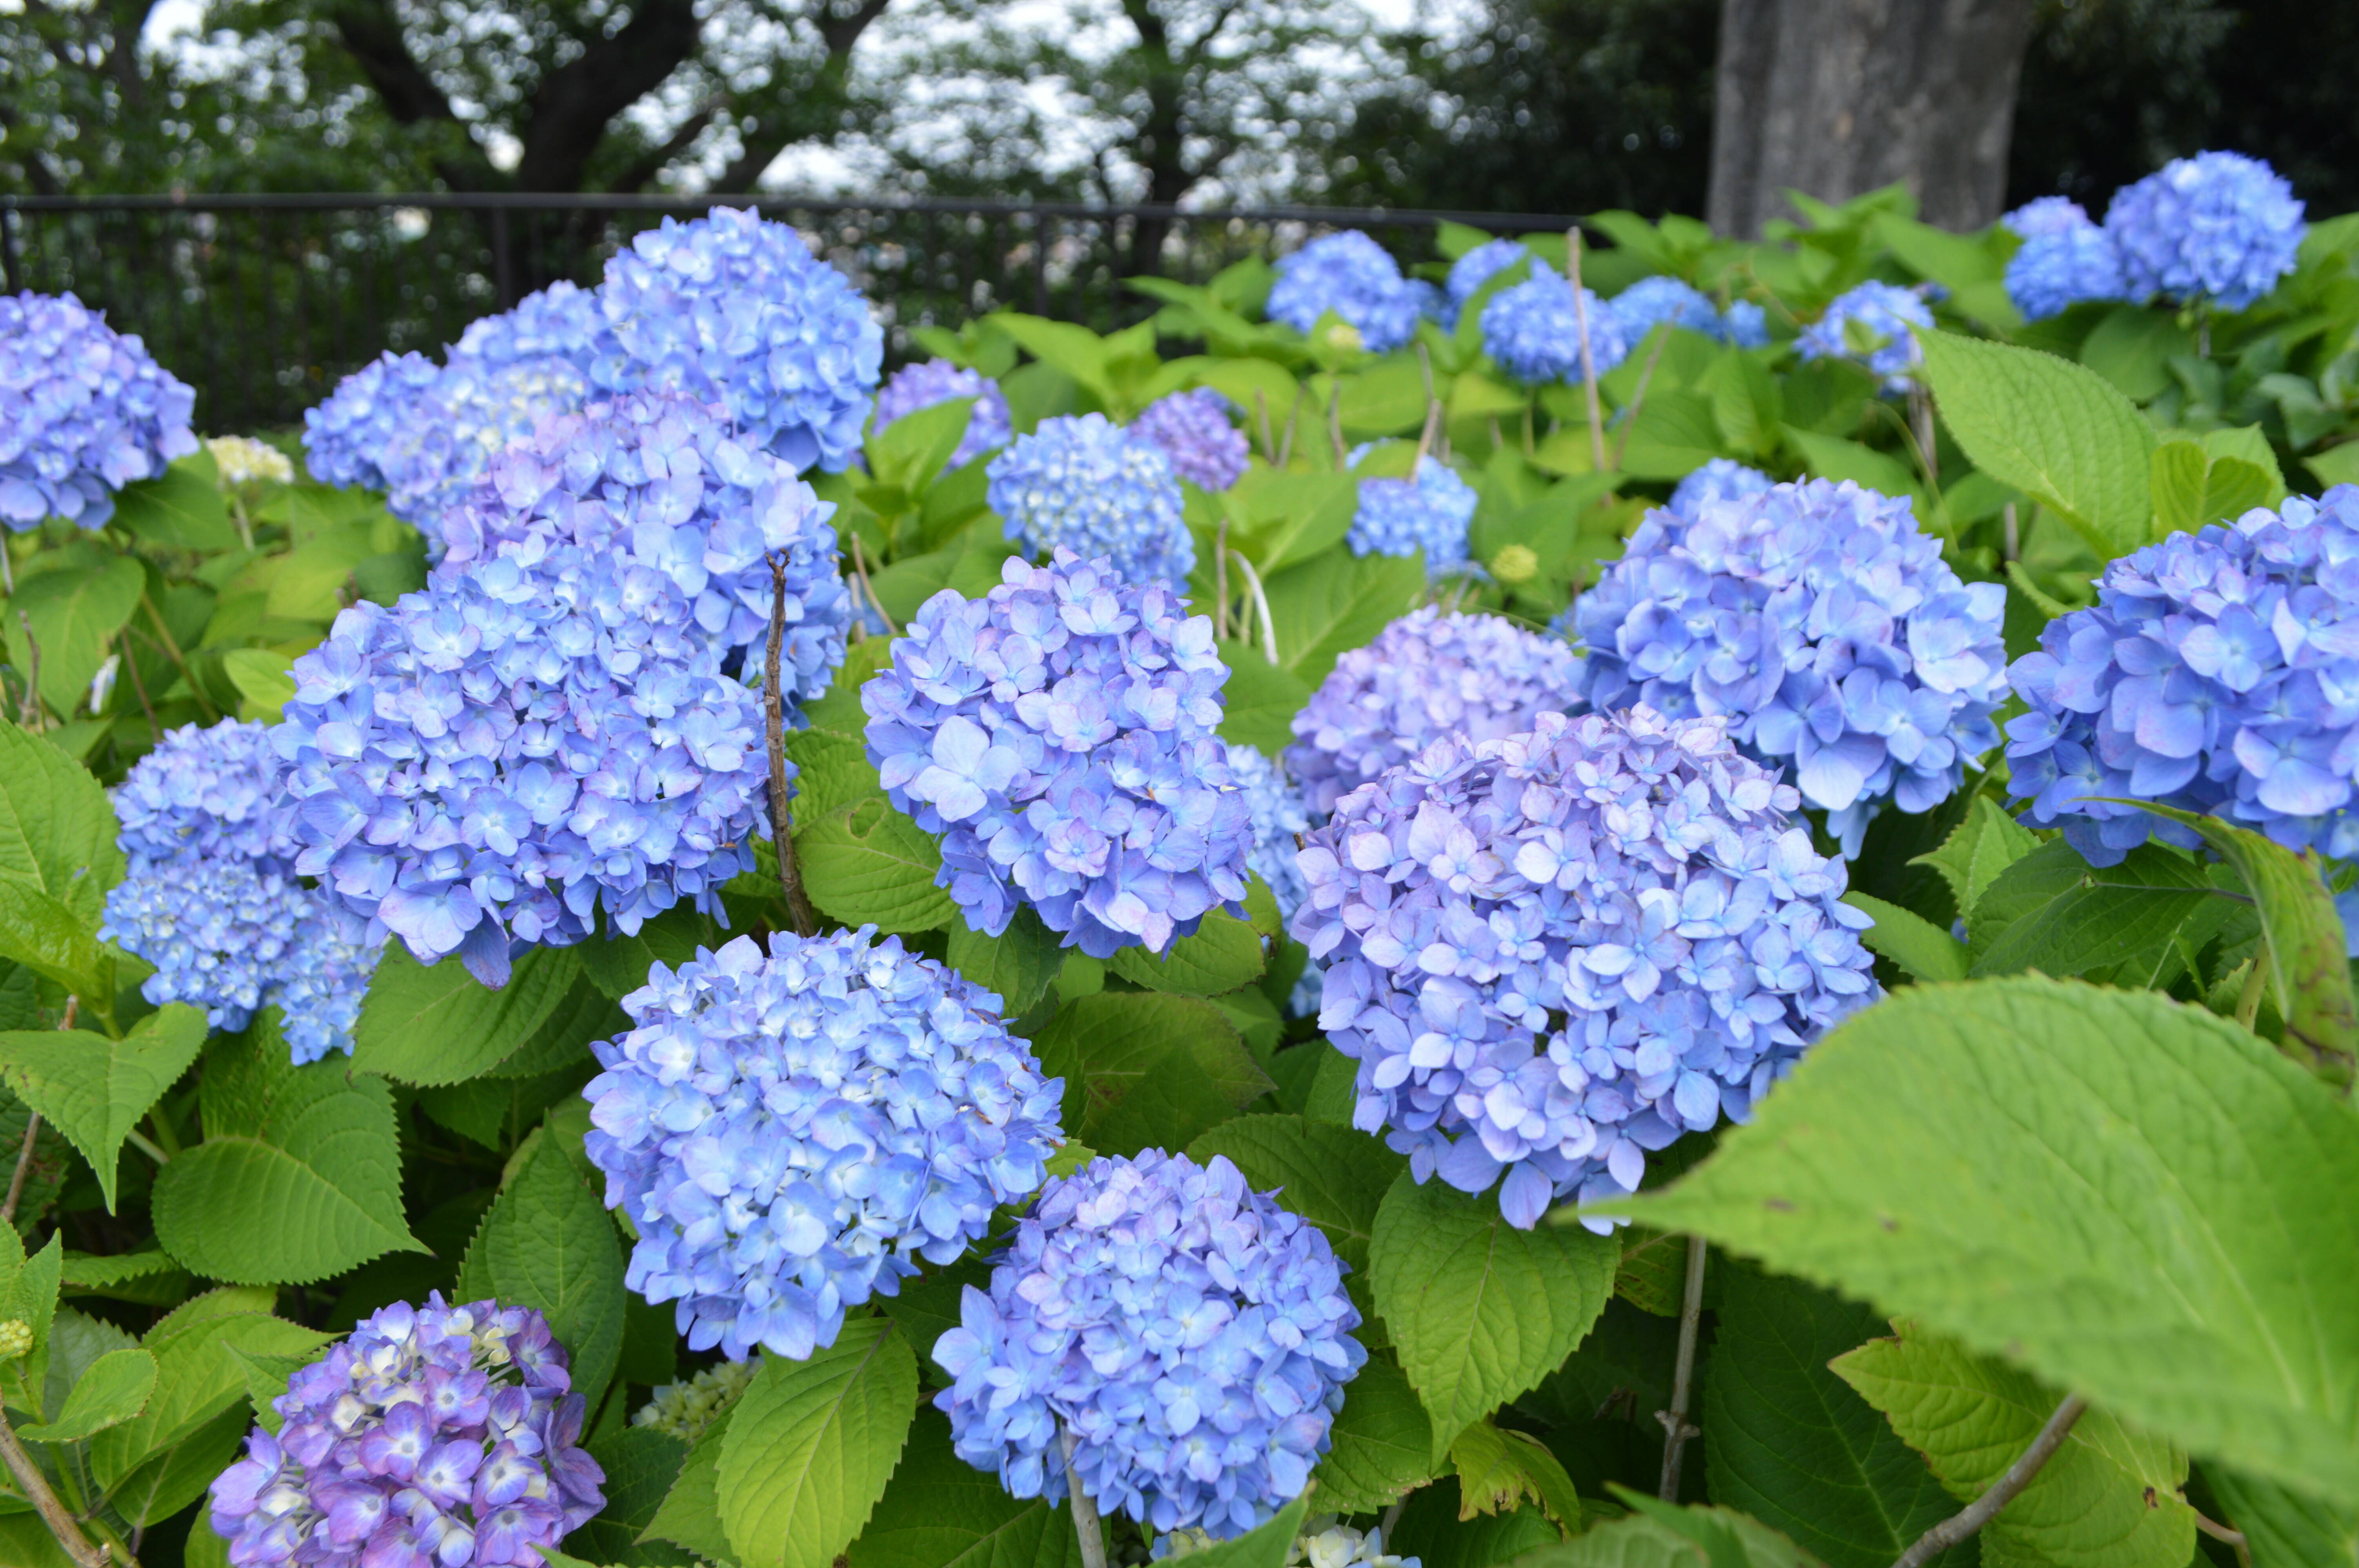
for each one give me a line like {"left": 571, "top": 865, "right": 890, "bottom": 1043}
{"left": 0, "top": 290, "right": 198, "bottom": 530}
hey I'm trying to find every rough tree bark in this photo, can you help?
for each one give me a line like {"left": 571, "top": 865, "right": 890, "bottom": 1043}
{"left": 1707, "top": 0, "right": 2036, "bottom": 237}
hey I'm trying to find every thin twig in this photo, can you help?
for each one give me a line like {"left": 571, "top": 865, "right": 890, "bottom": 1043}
{"left": 1567, "top": 228, "right": 1608, "bottom": 476}
{"left": 1329, "top": 386, "right": 1347, "bottom": 468}
{"left": 2195, "top": 1512, "right": 2252, "bottom": 1568}
{"left": 1255, "top": 390, "right": 1274, "bottom": 461}
{"left": 1610, "top": 327, "right": 1671, "bottom": 473}
{"left": 0, "top": 1411, "right": 107, "bottom": 1568}
{"left": 0, "top": 541, "right": 12, "bottom": 597}
{"left": 1890, "top": 1394, "right": 2089, "bottom": 1568}
{"left": 0, "top": 996, "right": 63, "bottom": 1226}
{"left": 1909, "top": 386, "right": 1941, "bottom": 485}
{"left": 1415, "top": 341, "right": 1436, "bottom": 405}
{"left": 1656, "top": 1234, "right": 1707, "bottom": 1499}
{"left": 2003, "top": 502, "right": 2020, "bottom": 563}
{"left": 1227, "top": 550, "right": 1280, "bottom": 666}
{"left": 849, "top": 533, "right": 899, "bottom": 637}
{"left": 1277, "top": 385, "right": 1303, "bottom": 469}
{"left": 1214, "top": 515, "right": 1231, "bottom": 642}
{"left": 1060, "top": 1426, "right": 1109, "bottom": 1568}
{"left": 138, "top": 595, "right": 218, "bottom": 722}
{"left": 764, "top": 555, "right": 820, "bottom": 938}
{"left": 14, "top": 613, "right": 42, "bottom": 731}
{"left": 117, "top": 631, "right": 158, "bottom": 740}
{"left": 1414, "top": 400, "right": 1443, "bottom": 469}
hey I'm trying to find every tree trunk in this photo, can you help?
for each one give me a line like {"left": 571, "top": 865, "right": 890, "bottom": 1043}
{"left": 1707, "top": 0, "right": 2036, "bottom": 237}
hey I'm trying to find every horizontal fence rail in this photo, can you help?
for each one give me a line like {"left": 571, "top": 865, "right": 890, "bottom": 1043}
{"left": 0, "top": 192, "right": 1579, "bottom": 434}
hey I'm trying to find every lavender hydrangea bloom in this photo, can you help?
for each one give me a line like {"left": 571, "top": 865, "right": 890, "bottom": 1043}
{"left": 1132, "top": 389, "right": 1250, "bottom": 492}
{"left": 2104, "top": 151, "right": 2305, "bottom": 312}
{"left": 2000, "top": 201, "right": 2126, "bottom": 322}
{"left": 1576, "top": 479, "right": 2008, "bottom": 851}
{"left": 1286, "top": 608, "right": 1585, "bottom": 818}
{"left": 1226, "top": 743, "right": 1311, "bottom": 924}
{"left": 874, "top": 359, "right": 1015, "bottom": 470}
{"left": 2005, "top": 488, "right": 2359, "bottom": 873}
{"left": 583, "top": 925, "right": 1063, "bottom": 1362}
{"left": 0, "top": 291, "right": 198, "bottom": 530}
{"left": 1795, "top": 282, "right": 1934, "bottom": 393}
{"left": 1480, "top": 274, "right": 1631, "bottom": 385}
{"left": 987, "top": 414, "right": 1193, "bottom": 588}
{"left": 934, "top": 1149, "right": 1365, "bottom": 1539}
{"left": 1608, "top": 276, "right": 1722, "bottom": 341}
{"left": 1347, "top": 457, "right": 1478, "bottom": 576}
{"left": 1444, "top": 239, "right": 1535, "bottom": 324}
{"left": 1668, "top": 458, "right": 1776, "bottom": 516}
{"left": 2004, "top": 196, "right": 2096, "bottom": 240}
{"left": 381, "top": 356, "right": 594, "bottom": 550}
{"left": 1719, "top": 300, "right": 1771, "bottom": 349}
{"left": 305, "top": 351, "right": 444, "bottom": 493}
{"left": 863, "top": 550, "right": 1253, "bottom": 956}
{"left": 1295, "top": 707, "right": 1878, "bottom": 1228}
{"left": 1267, "top": 232, "right": 1427, "bottom": 354}
{"left": 206, "top": 1295, "right": 605, "bottom": 1568}
{"left": 596, "top": 206, "right": 883, "bottom": 473}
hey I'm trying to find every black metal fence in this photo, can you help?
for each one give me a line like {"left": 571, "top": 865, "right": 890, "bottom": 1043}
{"left": 0, "top": 192, "right": 1578, "bottom": 434}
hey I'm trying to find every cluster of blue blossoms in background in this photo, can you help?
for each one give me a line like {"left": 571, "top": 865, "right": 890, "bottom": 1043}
{"left": 1480, "top": 275, "right": 1630, "bottom": 385}
{"left": 305, "top": 350, "right": 445, "bottom": 494}
{"left": 583, "top": 926, "right": 1063, "bottom": 1362}
{"left": 1296, "top": 707, "right": 1879, "bottom": 1228}
{"left": 1133, "top": 388, "right": 1251, "bottom": 492}
{"left": 1225, "top": 742, "right": 1312, "bottom": 926}
{"left": 1576, "top": 478, "right": 2009, "bottom": 851}
{"left": 1347, "top": 454, "right": 1479, "bottom": 575}
{"left": 935, "top": 1149, "right": 1365, "bottom": 1539}
{"left": 1668, "top": 458, "right": 1777, "bottom": 516}
{"left": 1444, "top": 238, "right": 1535, "bottom": 324}
{"left": 207, "top": 1295, "right": 605, "bottom": 1568}
{"left": 1266, "top": 232, "right": 1437, "bottom": 354}
{"left": 864, "top": 550, "right": 1254, "bottom": 956}
{"left": 1608, "top": 275, "right": 1769, "bottom": 349}
{"left": 1796, "top": 282, "right": 1933, "bottom": 392}
{"left": 987, "top": 414, "right": 1194, "bottom": 587}
{"left": 0, "top": 290, "right": 198, "bottom": 531}
{"left": 873, "top": 358, "right": 1015, "bottom": 470}
{"left": 2001, "top": 198, "right": 2128, "bottom": 322}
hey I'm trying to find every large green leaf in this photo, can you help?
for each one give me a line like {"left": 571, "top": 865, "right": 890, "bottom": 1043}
{"left": 1215, "top": 639, "right": 1315, "bottom": 757}
{"left": 1107, "top": 908, "right": 1267, "bottom": 996}
{"left": 1310, "top": 1354, "right": 1436, "bottom": 1513}
{"left": 717, "top": 1316, "right": 920, "bottom": 1568}
{"left": 847, "top": 1408, "right": 1084, "bottom": 1568}
{"left": 5, "top": 555, "right": 145, "bottom": 717}
{"left": 945, "top": 909, "right": 1064, "bottom": 1017}
{"left": 570, "top": 1427, "right": 693, "bottom": 1567}
{"left": 1156, "top": 1495, "right": 1311, "bottom": 1568}
{"left": 1843, "top": 894, "right": 1966, "bottom": 984}
{"left": 1505, "top": 1499, "right": 1824, "bottom": 1568}
{"left": 16, "top": 1346, "right": 155, "bottom": 1442}
{"left": 1232, "top": 470, "right": 1361, "bottom": 574}
{"left": 0, "top": 714, "right": 124, "bottom": 924}
{"left": 456, "top": 1126, "right": 627, "bottom": 1414}
{"left": 1367, "top": 1171, "right": 1618, "bottom": 1457}
{"left": 643, "top": 1402, "right": 740, "bottom": 1563}
{"left": 1031, "top": 993, "right": 1272, "bottom": 1158}
{"left": 1909, "top": 797, "right": 2039, "bottom": 929}
{"left": 1264, "top": 552, "right": 1425, "bottom": 687}
{"left": 151, "top": 1024, "right": 424, "bottom": 1285}
{"left": 2205, "top": 1464, "right": 2359, "bottom": 1568}
{"left": 0, "top": 876, "right": 114, "bottom": 1005}
{"left": 109, "top": 458, "right": 240, "bottom": 551}
{"left": 91, "top": 1287, "right": 333, "bottom": 1488}
{"left": 1451, "top": 1419, "right": 1581, "bottom": 1531}
{"left": 1968, "top": 842, "right": 2223, "bottom": 983}
{"left": 0, "top": 1002, "right": 204, "bottom": 1210}
{"left": 354, "top": 942, "right": 587, "bottom": 1086}
{"left": 1834, "top": 1322, "right": 2194, "bottom": 1568}
{"left": 0, "top": 1233, "right": 63, "bottom": 1418}
{"left": 1588, "top": 978, "right": 2359, "bottom": 1508}
{"left": 798, "top": 798, "right": 956, "bottom": 934}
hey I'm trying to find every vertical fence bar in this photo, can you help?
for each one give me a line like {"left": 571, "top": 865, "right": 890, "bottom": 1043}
{"left": 0, "top": 208, "right": 19, "bottom": 294}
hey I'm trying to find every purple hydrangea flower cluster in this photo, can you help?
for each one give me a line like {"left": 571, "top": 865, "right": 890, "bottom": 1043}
{"left": 594, "top": 206, "right": 883, "bottom": 473}
{"left": 1286, "top": 608, "right": 1585, "bottom": 818}
{"left": 1668, "top": 458, "right": 1776, "bottom": 516}
{"left": 1444, "top": 239, "right": 1536, "bottom": 325}
{"left": 1132, "top": 388, "right": 1250, "bottom": 492}
{"left": 2104, "top": 151, "right": 2305, "bottom": 312}
{"left": 1266, "top": 232, "right": 1432, "bottom": 354}
{"left": 1226, "top": 743, "right": 1312, "bottom": 924}
{"left": 1575, "top": 479, "right": 2008, "bottom": 852}
{"left": 304, "top": 351, "right": 444, "bottom": 493}
{"left": 873, "top": 359, "right": 1015, "bottom": 470}
{"left": 1347, "top": 457, "right": 1478, "bottom": 576}
{"left": 986, "top": 414, "right": 1194, "bottom": 588}
{"left": 863, "top": 550, "right": 1254, "bottom": 957}
{"left": 0, "top": 291, "right": 198, "bottom": 530}
{"left": 206, "top": 1295, "right": 605, "bottom": 1568}
{"left": 274, "top": 393, "right": 844, "bottom": 986}
{"left": 2004, "top": 487, "right": 2359, "bottom": 867}
{"left": 582, "top": 925, "right": 1063, "bottom": 1362}
{"left": 1295, "top": 707, "right": 1879, "bottom": 1228}
{"left": 2000, "top": 199, "right": 2126, "bottom": 322}
{"left": 934, "top": 1149, "right": 1366, "bottom": 1539}
{"left": 380, "top": 356, "right": 595, "bottom": 550}
{"left": 1480, "top": 273, "right": 1632, "bottom": 386}
{"left": 1794, "top": 282, "right": 1934, "bottom": 393}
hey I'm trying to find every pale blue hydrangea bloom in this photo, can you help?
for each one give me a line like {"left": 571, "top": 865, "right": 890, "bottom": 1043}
{"left": 987, "top": 414, "right": 1193, "bottom": 588}
{"left": 1719, "top": 300, "right": 1771, "bottom": 349}
{"left": 1294, "top": 707, "right": 1879, "bottom": 1229}
{"left": 1346, "top": 456, "right": 1478, "bottom": 576}
{"left": 1225, "top": 743, "right": 1311, "bottom": 924}
{"left": 1444, "top": 239, "right": 1536, "bottom": 325}
{"left": 1267, "top": 231, "right": 1430, "bottom": 353}
{"left": 449, "top": 280, "right": 611, "bottom": 373}
{"left": 1795, "top": 282, "right": 1933, "bottom": 393}
{"left": 1480, "top": 273, "right": 1631, "bottom": 385}
{"left": 1668, "top": 458, "right": 1776, "bottom": 515}
{"left": 304, "top": 350, "right": 444, "bottom": 493}
{"left": 1132, "top": 388, "right": 1250, "bottom": 492}
{"left": 2001, "top": 199, "right": 2125, "bottom": 321}
{"left": 0, "top": 290, "right": 198, "bottom": 530}
{"left": 2104, "top": 151, "right": 2305, "bottom": 312}
{"left": 874, "top": 359, "right": 1014, "bottom": 470}
{"left": 582, "top": 926, "right": 1063, "bottom": 1362}
{"left": 380, "top": 355, "right": 594, "bottom": 550}
{"left": 1608, "top": 276, "right": 1721, "bottom": 341}
{"left": 863, "top": 550, "right": 1253, "bottom": 957}
{"left": 1576, "top": 478, "right": 2008, "bottom": 852}
{"left": 1286, "top": 607, "right": 1585, "bottom": 817}
{"left": 934, "top": 1149, "right": 1365, "bottom": 1539}
{"left": 2005, "top": 196, "right": 2096, "bottom": 240}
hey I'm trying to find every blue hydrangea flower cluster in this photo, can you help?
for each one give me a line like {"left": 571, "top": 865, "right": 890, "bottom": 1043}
{"left": 863, "top": 550, "right": 1254, "bottom": 956}
{"left": 1480, "top": 273, "right": 1631, "bottom": 385}
{"left": 1286, "top": 607, "right": 1585, "bottom": 817}
{"left": 96, "top": 719, "right": 380, "bottom": 1064}
{"left": 1132, "top": 388, "right": 1250, "bottom": 492}
{"left": 987, "top": 414, "right": 1193, "bottom": 588}
{"left": 1608, "top": 276, "right": 1722, "bottom": 340}
{"left": 1295, "top": 707, "right": 1879, "bottom": 1228}
{"left": 0, "top": 291, "right": 198, "bottom": 530}
{"left": 2103, "top": 151, "right": 2306, "bottom": 312}
{"left": 1719, "top": 300, "right": 1771, "bottom": 349}
{"left": 873, "top": 359, "right": 1014, "bottom": 470}
{"left": 934, "top": 1149, "right": 1365, "bottom": 1539}
{"left": 2004, "top": 487, "right": 2359, "bottom": 869}
{"left": 1668, "top": 458, "right": 1776, "bottom": 516}
{"left": 1266, "top": 232, "right": 1432, "bottom": 354}
{"left": 1444, "top": 239, "right": 1536, "bottom": 325}
{"left": 274, "top": 393, "right": 844, "bottom": 985}
{"left": 380, "top": 356, "right": 594, "bottom": 550}
{"left": 582, "top": 925, "right": 1063, "bottom": 1362}
{"left": 2005, "top": 196, "right": 2094, "bottom": 240}
{"left": 449, "top": 281, "right": 611, "bottom": 373}
{"left": 206, "top": 1295, "right": 605, "bottom": 1568}
{"left": 595, "top": 206, "right": 883, "bottom": 472}
{"left": 1575, "top": 478, "right": 2008, "bottom": 852}
{"left": 1794, "top": 282, "right": 1934, "bottom": 393}
{"left": 304, "top": 351, "right": 445, "bottom": 493}
{"left": 1347, "top": 456, "right": 1478, "bottom": 576}
{"left": 1225, "top": 743, "right": 1312, "bottom": 925}
{"left": 1999, "top": 199, "right": 2126, "bottom": 322}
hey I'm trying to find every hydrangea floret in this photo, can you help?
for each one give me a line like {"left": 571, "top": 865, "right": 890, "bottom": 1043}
{"left": 2003, "top": 487, "right": 2359, "bottom": 868}
{"left": 1266, "top": 231, "right": 1429, "bottom": 354}
{"left": 934, "top": 1149, "right": 1366, "bottom": 1539}
{"left": 1794, "top": 281, "right": 1933, "bottom": 393}
{"left": 596, "top": 206, "right": 883, "bottom": 473}
{"left": 1347, "top": 456, "right": 1479, "bottom": 576}
{"left": 1668, "top": 458, "right": 1776, "bottom": 516}
{"left": 207, "top": 435, "right": 294, "bottom": 489}
{"left": 1444, "top": 238, "right": 1535, "bottom": 324}
{"left": 583, "top": 925, "right": 1063, "bottom": 1362}
{"left": 2001, "top": 199, "right": 2126, "bottom": 322}
{"left": 986, "top": 413, "right": 1194, "bottom": 588}
{"left": 1480, "top": 273, "right": 1631, "bottom": 385}
{"left": 873, "top": 359, "right": 1014, "bottom": 470}
{"left": 205, "top": 1295, "right": 605, "bottom": 1568}
{"left": 2103, "top": 151, "right": 2305, "bottom": 312}
{"left": 381, "top": 355, "right": 594, "bottom": 550}
{"left": 1575, "top": 478, "right": 2008, "bottom": 851}
{"left": 863, "top": 549, "right": 1253, "bottom": 956}
{"left": 1295, "top": 707, "right": 1879, "bottom": 1228}
{"left": 1132, "top": 388, "right": 1251, "bottom": 492}
{"left": 304, "top": 350, "right": 444, "bottom": 493}
{"left": 0, "top": 290, "right": 198, "bottom": 530}
{"left": 1286, "top": 607, "right": 1584, "bottom": 818}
